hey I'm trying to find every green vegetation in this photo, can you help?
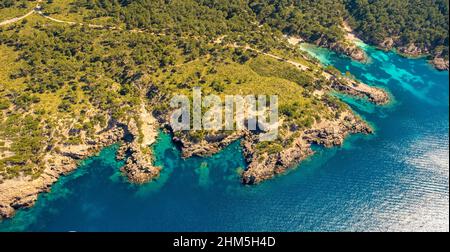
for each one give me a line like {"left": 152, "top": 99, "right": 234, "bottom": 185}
{"left": 0, "top": 0, "right": 29, "bottom": 9}
{"left": 249, "top": 56, "right": 320, "bottom": 91}
{"left": 0, "top": 0, "right": 446, "bottom": 180}
{"left": 249, "top": 0, "right": 448, "bottom": 59}
{"left": 0, "top": 9, "right": 327, "bottom": 179}
{"left": 0, "top": 0, "right": 33, "bottom": 20}
{"left": 346, "top": 0, "right": 449, "bottom": 59}
{"left": 249, "top": 0, "right": 347, "bottom": 43}
{"left": 36, "top": 0, "right": 450, "bottom": 59}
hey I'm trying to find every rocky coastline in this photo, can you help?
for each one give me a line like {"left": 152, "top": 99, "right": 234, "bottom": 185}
{"left": 0, "top": 122, "right": 124, "bottom": 219}
{"left": 0, "top": 41, "right": 391, "bottom": 220}
{"left": 314, "top": 37, "right": 367, "bottom": 62}
{"left": 375, "top": 38, "right": 449, "bottom": 71}
{"left": 168, "top": 103, "right": 373, "bottom": 185}
{"left": 0, "top": 81, "right": 387, "bottom": 219}
{"left": 241, "top": 110, "right": 371, "bottom": 184}
{"left": 341, "top": 22, "right": 449, "bottom": 72}
{"left": 0, "top": 104, "right": 160, "bottom": 219}
{"left": 329, "top": 75, "right": 390, "bottom": 105}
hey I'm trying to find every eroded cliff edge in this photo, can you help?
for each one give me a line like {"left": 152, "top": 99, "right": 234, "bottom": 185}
{"left": 0, "top": 72, "right": 389, "bottom": 219}
{"left": 0, "top": 103, "right": 160, "bottom": 219}
{"left": 162, "top": 68, "right": 389, "bottom": 186}
{"left": 0, "top": 23, "right": 390, "bottom": 220}
{"left": 365, "top": 37, "right": 449, "bottom": 71}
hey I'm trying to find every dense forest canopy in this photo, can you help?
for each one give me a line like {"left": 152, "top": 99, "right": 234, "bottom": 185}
{"left": 0, "top": 0, "right": 325, "bottom": 178}
{"left": 0, "top": 0, "right": 17, "bottom": 8}
{"left": 55, "top": 0, "right": 257, "bottom": 36}
{"left": 249, "top": 0, "right": 347, "bottom": 43}
{"left": 346, "top": 0, "right": 449, "bottom": 59}
{"left": 0, "top": 0, "right": 448, "bottom": 179}
{"left": 45, "top": 0, "right": 448, "bottom": 59}
{"left": 0, "top": 0, "right": 29, "bottom": 9}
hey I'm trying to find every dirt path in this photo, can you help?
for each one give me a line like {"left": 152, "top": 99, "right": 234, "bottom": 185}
{"left": 233, "top": 44, "right": 310, "bottom": 71}
{"left": 37, "top": 10, "right": 114, "bottom": 29}
{"left": 0, "top": 9, "right": 35, "bottom": 26}
{"left": 0, "top": 0, "right": 123, "bottom": 30}
{"left": 342, "top": 21, "right": 362, "bottom": 44}
{"left": 38, "top": 12, "right": 77, "bottom": 25}
{"left": 0, "top": 0, "right": 42, "bottom": 27}
{"left": 1, "top": 4, "right": 388, "bottom": 105}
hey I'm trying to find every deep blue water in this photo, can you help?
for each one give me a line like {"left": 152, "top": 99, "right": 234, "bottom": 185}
{"left": 0, "top": 43, "right": 448, "bottom": 231}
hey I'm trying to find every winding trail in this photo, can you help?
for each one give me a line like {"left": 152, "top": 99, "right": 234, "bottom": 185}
{"left": 0, "top": 0, "right": 43, "bottom": 27}
{"left": 36, "top": 10, "right": 115, "bottom": 29}
{"left": 39, "top": 12, "right": 77, "bottom": 25}
{"left": 226, "top": 43, "right": 389, "bottom": 104}
{"left": 0, "top": 0, "right": 121, "bottom": 30}
{"left": 229, "top": 44, "right": 310, "bottom": 71}
{"left": 0, "top": 2, "right": 389, "bottom": 104}
{"left": 0, "top": 9, "right": 35, "bottom": 26}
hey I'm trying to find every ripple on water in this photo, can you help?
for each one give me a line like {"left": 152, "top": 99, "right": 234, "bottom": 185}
{"left": 0, "top": 41, "right": 448, "bottom": 232}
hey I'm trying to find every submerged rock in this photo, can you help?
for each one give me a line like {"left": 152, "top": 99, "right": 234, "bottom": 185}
{"left": 431, "top": 57, "right": 449, "bottom": 71}
{"left": 0, "top": 124, "right": 124, "bottom": 219}
{"left": 329, "top": 76, "right": 390, "bottom": 105}
{"left": 241, "top": 110, "right": 371, "bottom": 185}
{"left": 116, "top": 110, "right": 160, "bottom": 184}
{"left": 315, "top": 37, "right": 367, "bottom": 62}
{"left": 0, "top": 103, "right": 159, "bottom": 218}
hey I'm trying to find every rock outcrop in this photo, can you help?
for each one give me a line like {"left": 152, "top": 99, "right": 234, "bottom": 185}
{"left": 0, "top": 103, "right": 160, "bottom": 218}
{"left": 116, "top": 113, "right": 160, "bottom": 184}
{"left": 315, "top": 37, "right": 367, "bottom": 62}
{"left": 430, "top": 57, "right": 449, "bottom": 71}
{"left": 241, "top": 134, "right": 313, "bottom": 185}
{"left": 173, "top": 131, "right": 244, "bottom": 158}
{"left": 329, "top": 76, "right": 390, "bottom": 105}
{"left": 0, "top": 125, "right": 124, "bottom": 219}
{"left": 332, "top": 42, "right": 367, "bottom": 62}
{"left": 118, "top": 141, "right": 161, "bottom": 184}
{"left": 379, "top": 37, "right": 395, "bottom": 51}
{"left": 241, "top": 111, "right": 371, "bottom": 184}
{"left": 398, "top": 44, "right": 428, "bottom": 57}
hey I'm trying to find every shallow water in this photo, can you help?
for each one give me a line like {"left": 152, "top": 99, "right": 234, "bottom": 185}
{"left": 1, "top": 43, "right": 448, "bottom": 231}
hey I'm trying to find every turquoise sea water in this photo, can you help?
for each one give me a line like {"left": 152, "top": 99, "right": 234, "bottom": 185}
{"left": 0, "top": 43, "right": 448, "bottom": 231}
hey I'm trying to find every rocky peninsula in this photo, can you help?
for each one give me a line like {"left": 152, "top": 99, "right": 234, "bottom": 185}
{"left": 0, "top": 104, "right": 160, "bottom": 219}
{"left": 158, "top": 67, "right": 389, "bottom": 185}
{"left": 367, "top": 37, "right": 449, "bottom": 71}
{"left": 0, "top": 48, "right": 391, "bottom": 220}
{"left": 0, "top": 3, "right": 391, "bottom": 219}
{"left": 168, "top": 93, "right": 376, "bottom": 185}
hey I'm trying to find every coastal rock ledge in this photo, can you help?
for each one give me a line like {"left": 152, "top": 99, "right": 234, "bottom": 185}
{"left": 431, "top": 57, "right": 449, "bottom": 71}
{"left": 0, "top": 104, "right": 159, "bottom": 219}
{"left": 116, "top": 115, "right": 160, "bottom": 184}
{"left": 0, "top": 125, "right": 124, "bottom": 219}
{"left": 241, "top": 111, "right": 372, "bottom": 184}
{"left": 170, "top": 108, "right": 373, "bottom": 186}
{"left": 0, "top": 79, "right": 388, "bottom": 219}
